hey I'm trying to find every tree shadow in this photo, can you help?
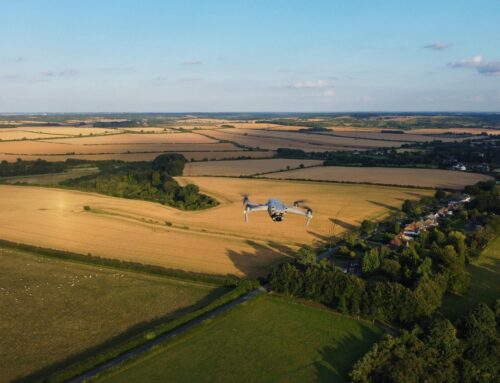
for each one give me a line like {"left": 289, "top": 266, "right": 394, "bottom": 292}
{"left": 307, "top": 230, "right": 331, "bottom": 242}
{"left": 226, "top": 240, "right": 292, "bottom": 277}
{"left": 330, "top": 218, "right": 356, "bottom": 231}
{"left": 314, "top": 325, "right": 383, "bottom": 383}
{"left": 12, "top": 286, "right": 229, "bottom": 383}
{"left": 367, "top": 200, "right": 399, "bottom": 212}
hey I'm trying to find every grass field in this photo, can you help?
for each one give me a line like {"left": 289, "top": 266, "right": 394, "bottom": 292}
{"left": 441, "top": 235, "right": 500, "bottom": 321}
{"left": 184, "top": 158, "right": 322, "bottom": 176}
{"left": 0, "top": 246, "right": 224, "bottom": 382}
{"left": 0, "top": 179, "right": 430, "bottom": 276}
{"left": 100, "top": 296, "right": 383, "bottom": 383}
{"left": 262, "top": 166, "right": 492, "bottom": 189}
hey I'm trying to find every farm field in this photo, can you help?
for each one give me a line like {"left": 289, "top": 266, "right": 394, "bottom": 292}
{"left": 203, "top": 128, "right": 409, "bottom": 150}
{"left": 100, "top": 296, "right": 382, "bottom": 383}
{"left": 1, "top": 166, "right": 99, "bottom": 185}
{"left": 0, "top": 126, "right": 118, "bottom": 140}
{"left": 407, "top": 128, "right": 500, "bottom": 135}
{"left": 0, "top": 150, "right": 273, "bottom": 163}
{"left": 0, "top": 140, "right": 240, "bottom": 155}
{"left": 0, "top": 245, "right": 224, "bottom": 383}
{"left": 318, "top": 130, "right": 469, "bottom": 142}
{"left": 48, "top": 131, "right": 218, "bottom": 145}
{"left": 184, "top": 158, "right": 322, "bottom": 176}
{"left": 0, "top": 179, "right": 431, "bottom": 276}
{"left": 441, "top": 235, "right": 500, "bottom": 321}
{"left": 262, "top": 166, "right": 492, "bottom": 189}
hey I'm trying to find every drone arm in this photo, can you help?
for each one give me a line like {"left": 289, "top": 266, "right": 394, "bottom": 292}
{"left": 243, "top": 203, "right": 268, "bottom": 223}
{"left": 286, "top": 206, "right": 313, "bottom": 226}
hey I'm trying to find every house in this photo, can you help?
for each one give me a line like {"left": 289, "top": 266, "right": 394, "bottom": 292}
{"left": 453, "top": 163, "right": 467, "bottom": 171}
{"left": 403, "top": 221, "right": 425, "bottom": 236}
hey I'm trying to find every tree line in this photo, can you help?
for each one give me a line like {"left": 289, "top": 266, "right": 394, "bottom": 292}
{"left": 350, "top": 301, "right": 500, "bottom": 383}
{"left": 268, "top": 181, "right": 499, "bottom": 324}
{"left": 62, "top": 154, "right": 218, "bottom": 210}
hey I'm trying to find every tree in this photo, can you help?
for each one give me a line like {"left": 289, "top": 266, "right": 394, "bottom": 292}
{"left": 360, "top": 220, "right": 376, "bottom": 235}
{"left": 362, "top": 248, "right": 380, "bottom": 274}
{"left": 295, "top": 245, "right": 316, "bottom": 265}
{"left": 435, "top": 189, "right": 447, "bottom": 200}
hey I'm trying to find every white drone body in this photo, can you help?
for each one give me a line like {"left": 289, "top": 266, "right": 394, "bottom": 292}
{"left": 243, "top": 197, "right": 313, "bottom": 226}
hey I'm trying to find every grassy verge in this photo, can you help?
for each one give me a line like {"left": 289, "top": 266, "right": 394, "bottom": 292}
{"left": 441, "top": 235, "right": 500, "bottom": 321}
{"left": 99, "top": 295, "right": 382, "bottom": 383}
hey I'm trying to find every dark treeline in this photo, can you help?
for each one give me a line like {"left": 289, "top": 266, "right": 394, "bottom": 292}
{"left": 0, "top": 158, "right": 69, "bottom": 177}
{"left": 268, "top": 181, "right": 499, "bottom": 324}
{"left": 276, "top": 138, "right": 500, "bottom": 171}
{"left": 350, "top": 302, "right": 500, "bottom": 383}
{"left": 62, "top": 154, "right": 218, "bottom": 210}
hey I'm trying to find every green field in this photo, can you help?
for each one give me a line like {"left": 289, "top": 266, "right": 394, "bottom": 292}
{"left": 101, "top": 296, "right": 383, "bottom": 383}
{"left": 0, "top": 246, "right": 225, "bottom": 382}
{"left": 441, "top": 235, "right": 500, "bottom": 321}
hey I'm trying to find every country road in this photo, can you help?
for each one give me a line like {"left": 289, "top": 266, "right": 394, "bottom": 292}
{"left": 69, "top": 286, "right": 268, "bottom": 383}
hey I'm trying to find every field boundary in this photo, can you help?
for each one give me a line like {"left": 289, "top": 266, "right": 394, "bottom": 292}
{"left": 0, "top": 239, "right": 237, "bottom": 286}
{"left": 66, "top": 285, "right": 264, "bottom": 383}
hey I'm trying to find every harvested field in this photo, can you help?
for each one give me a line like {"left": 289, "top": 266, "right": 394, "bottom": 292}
{"left": 225, "top": 122, "right": 310, "bottom": 131}
{"left": 0, "top": 140, "right": 239, "bottom": 155}
{"left": 262, "top": 166, "right": 493, "bottom": 189}
{"left": 319, "top": 131, "right": 467, "bottom": 142}
{"left": 0, "top": 180, "right": 430, "bottom": 276}
{"left": 184, "top": 159, "right": 322, "bottom": 177}
{"left": 0, "top": 150, "right": 272, "bottom": 162}
{"left": 407, "top": 128, "right": 500, "bottom": 135}
{"left": 204, "top": 129, "right": 407, "bottom": 150}
{"left": 0, "top": 245, "right": 223, "bottom": 383}
{"left": 1, "top": 167, "right": 99, "bottom": 185}
{"left": 50, "top": 132, "right": 218, "bottom": 145}
{"left": 100, "top": 296, "right": 382, "bottom": 383}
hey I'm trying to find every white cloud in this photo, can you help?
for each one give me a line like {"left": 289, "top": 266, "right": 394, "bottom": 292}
{"left": 449, "top": 56, "right": 500, "bottom": 76}
{"left": 291, "top": 79, "right": 327, "bottom": 88}
{"left": 182, "top": 60, "right": 202, "bottom": 65}
{"left": 424, "top": 42, "right": 452, "bottom": 51}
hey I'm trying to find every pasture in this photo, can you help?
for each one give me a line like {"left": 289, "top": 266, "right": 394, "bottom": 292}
{"left": 441, "top": 235, "right": 500, "bottom": 321}
{"left": 0, "top": 179, "right": 430, "bottom": 277}
{"left": 184, "top": 158, "right": 322, "bottom": 176}
{"left": 0, "top": 245, "right": 223, "bottom": 382}
{"left": 262, "top": 166, "right": 492, "bottom": 189}
{"left": 100, "top": 296, "right": 382, "bottom": 383}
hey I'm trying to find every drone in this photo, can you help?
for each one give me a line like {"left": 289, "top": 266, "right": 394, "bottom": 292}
{"left": 243, "top": 196, "right": 313, "bottom": 226}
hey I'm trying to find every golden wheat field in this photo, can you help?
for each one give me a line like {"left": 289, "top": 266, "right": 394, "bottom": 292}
{"left": 183, "top": 159, "right": 322, "bottom": 176}
{"left": 0, "top": 150, "right": 272, "bottom": 163}
{"left": 0, "top": 180, "right": 430, "bottom": 277}
{"left": 263, "top": 166, "right": 493, "bottom": 189}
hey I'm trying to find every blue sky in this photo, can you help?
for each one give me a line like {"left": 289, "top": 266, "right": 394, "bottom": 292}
{"left": 1, "top": 0, "right": 499, "bottom": 112}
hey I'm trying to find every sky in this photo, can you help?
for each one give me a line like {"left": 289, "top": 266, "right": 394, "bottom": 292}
{"left": 1, "top": 0, "right": 499, "bottom": 112}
